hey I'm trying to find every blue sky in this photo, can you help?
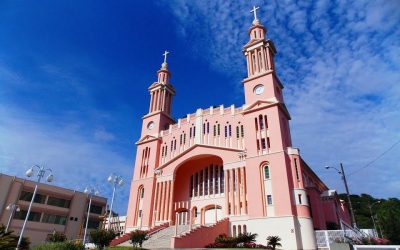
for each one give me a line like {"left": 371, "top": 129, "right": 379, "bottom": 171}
{"left": 0, "top": 0, "right": 399, "bottom": 214}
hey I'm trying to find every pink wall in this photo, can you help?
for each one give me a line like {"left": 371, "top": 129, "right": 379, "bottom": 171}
{"left": 171, "top": 218, "right": 229, "bottom": 248}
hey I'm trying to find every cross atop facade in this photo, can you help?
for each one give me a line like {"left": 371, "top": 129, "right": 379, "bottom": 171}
{"left": 163, "top": 50, "right": 170, "bottom": 64}
{"left": 250, "top": 6, "right": 260, "bottom": 21}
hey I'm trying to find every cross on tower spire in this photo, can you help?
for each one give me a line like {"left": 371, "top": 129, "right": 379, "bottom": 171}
{"left": 250, "top": 6, "right": 260, "bottom": 21}
{"left": 163, "top": 50, "right": 169, "bottom": 64}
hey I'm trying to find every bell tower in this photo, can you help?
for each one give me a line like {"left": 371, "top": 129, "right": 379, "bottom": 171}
{"left": 141, "top": 51, "right": 176, "bottom": 137}
{"left": 242, "top": 7, "right": 283, "bottom": 105}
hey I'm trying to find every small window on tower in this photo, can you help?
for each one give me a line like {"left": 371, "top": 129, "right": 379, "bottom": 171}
{"left": 267, "top": 195, "right": 273, "bottom": 205}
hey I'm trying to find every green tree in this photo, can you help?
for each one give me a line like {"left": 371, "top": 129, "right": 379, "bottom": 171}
{"left": 89, "top": 229, "right": 116, "bottom": 249}
{"left": 0, "top": 224, "right": 30, "bottom": 250}
{"left": 267, "top": 236, "right": 282, "bottom": 250}
{"left": 130, "top": 230, "right": 149, "bottom": 248}
{"left": 236, "top": 232, "right": 258, "bottom": 243}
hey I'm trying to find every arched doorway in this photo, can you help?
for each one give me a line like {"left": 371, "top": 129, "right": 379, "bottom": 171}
{"left": 203, "top": 205, "right": 223, "bottom": 224}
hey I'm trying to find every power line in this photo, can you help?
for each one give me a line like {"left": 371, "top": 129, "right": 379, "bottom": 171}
{"left": 347, "top": 138, "right": 400, "bottom": 176}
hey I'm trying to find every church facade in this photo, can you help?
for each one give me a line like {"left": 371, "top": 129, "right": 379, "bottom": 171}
{"left": 125, "top": 10, "right": 350, "bottom": 250}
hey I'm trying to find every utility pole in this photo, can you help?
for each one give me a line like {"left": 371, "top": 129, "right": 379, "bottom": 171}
{"left": 340, "top": 163, "right": 357, "bottom": 228}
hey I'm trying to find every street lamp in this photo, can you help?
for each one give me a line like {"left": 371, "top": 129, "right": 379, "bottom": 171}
{"left": 5, "top": 203, "right": 20, "bottom": 232}
{"left": 83, "top": 186, "right": 100, "bottom": 245}
{"left": 17, "top": 165, "right": 53, "bottom": 250}
{"left": 107, "top": 174, "right": 124, "bottom": 230}
{"left": 325, "top": 163, "right": 357, "bottom": 228}
{"left": 368, "top": 201, "right": 381, "bottom": 238}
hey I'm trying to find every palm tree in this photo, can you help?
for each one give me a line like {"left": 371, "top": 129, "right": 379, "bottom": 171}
{"left": 237, "top": 232, "right": 258, "bottom": 243}
{"left": 267, "top": 236, "right": 282, "bottom": 250}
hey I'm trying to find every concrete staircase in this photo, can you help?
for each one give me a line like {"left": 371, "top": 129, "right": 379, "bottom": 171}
{"left": 141, "top": 225, "right": 189, "bottom": 249}
{"left": 109, "top": 222, "right": 169, "bottom": 247}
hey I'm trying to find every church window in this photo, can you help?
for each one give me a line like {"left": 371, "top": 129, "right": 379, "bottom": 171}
{"left": 255, "top": 118, "right": 258, "bottom": 131}
{"left": 224, "top": 126, "right": 227, "bottom": 138}
{"left": 217, "top": 124, "right": 221, "bottom": 136}
{"left": 243, "top": 225, "right": 247, "bottom": 233}
{"left": 215, "top": 166, "right": 219, "bottom": 194}
{"left": 138, "top": 210, "right": 142, "bottom": 218}
{"left": 267, "top": 195, "right": 273, "bottom": 205}
{"left": 229, "top": 125, "right": 232, "bottom": 137}
{"left": 233, "top": 171, "right": 236, "bottom": 191}
{"left": 180, "top": 134, "right": 183, "bottom": 145}
{"left": 203, "top": 123, "right": 206, "bottom": 134}
{"left": 258, "top": 51, "right": 263, "bottom": 70}
{"left": 220, "top": 166, "right": 224, "bottom": 193}
{"left": 190, "top": 127, "right": 192, "bottom": 138}
{"left": 213, "top": 125, "right": 216, "bottom": 136}
{"left": 205, "top": 168, "right": 209, "bottom": 195}
{"left": 264, "top": 115, "right": 269, "bottom": 128}
{"left": 253, "top": 30, "right": 256, "bottom": 38}
{"left": 193, "top": 126, "right": 196, "bottom": 137}
{"left": 233, "top": 225, "right": 237, "bottom": 237}
{"left": 267, "top": 137, "right": 271, "bottom": 149}
{"left": 190, "top": 175, "right": 193, "bottom": 197}
{"left": 207, "top": 122, "right": 210, "bottom": 134}
{"left": 184, "top": 133, "right": 186, "bottom": 144}
{"left": 298, "top": 194, "right": 302, "bottom": 204}
{"left": 161, "top": 147, "right": 164, "bottom": 157}
{"left": 241, "top": 125, "right": 244, "bottom": 137}
{"left": 174, "top": 139, "right": 177, "bottom": 150}
{"left": 199, "top": 170, "right": 204, "bottom": 196}
{"left": 228, "top": 204, "right": 231, "bottom": 214}
{"left": 238, "top": 225, "right": 242, "bottom": 235}
{"left": 141, "top": 188, "right": 145, "bottom": 198}
{"left": 170, "top": 141, "right": 173, "bottom": 151}
{"left": 259, "top": 115, "right": 264, "bottom": 130}
{"left": 261, "top": 138, "right": 266, "bottom": 149}
{"left": 236, "top": 126, "right": 239, "bottom": 138}
{"left": 209, "top": 165, "right": 214, "bottom": 195}
{"left": 264, "top": 165, "right": 270, "bottom": 179}
{"left": 294, "top": 158, "right": 300, "bottom": 180}
{"left": 194, "top": 173, "right": 198, "bottom": 197}
{"left": 256, "top": 139, "right": 260, "bottom": 151}
{"left": 194, "top": 207, "right": 198, "bottom": 217}
{"left": 165, "top": 146, "right": 167, "bottom": 156}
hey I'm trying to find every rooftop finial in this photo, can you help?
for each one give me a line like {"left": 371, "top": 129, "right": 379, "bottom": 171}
{"left": 161, "top": 50, "right": 169, "bottom": 69}
{"left": 250, "top": 6, "right": 260, "bottom": 22}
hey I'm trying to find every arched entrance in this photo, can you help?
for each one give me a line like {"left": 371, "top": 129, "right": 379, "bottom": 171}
{"left": 172, "top": 155, "right": 225, "bottom": 226}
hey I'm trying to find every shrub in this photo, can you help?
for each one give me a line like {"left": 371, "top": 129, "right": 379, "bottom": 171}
{"left": 130, "top": 230, "right": 149, "bottom": 248}
{"left": 0, "top": 224, "right": 30, "bottom": 250}
{"left": 46, "top": 232, "right": 67, "bottom": 242}
{"left": 89, "top": 229, "right": 117, "bottom": 249}
{"left": 237, "top": 232, "right": 258, "bottom": 243}
{"left": 266, "top": 236, "right": 282, "bottom": 250}
{"left": 32, "top": 241, "right": 84, "bottom": 250}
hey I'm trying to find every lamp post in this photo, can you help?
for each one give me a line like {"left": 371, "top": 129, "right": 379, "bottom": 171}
{"left": 368, "top": 201, "right": 381, "bottom": 238}
{"left": 17, "top": 165, "right": 53, "bottom": 250}
{"left": 5, "top": 203, "right": 20, "bottom": 232}
{"left": 325, "top": 163, "right": 357, "bottom": 228}
{"left": 83, "top": 186, "right": 99, "bottom": 245}
{"left": 107, "top": 174, "right": 124, "bottom": 230}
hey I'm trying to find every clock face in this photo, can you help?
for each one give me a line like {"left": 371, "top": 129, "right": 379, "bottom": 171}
{"left": 147, "top": 121, "right": 155, "bottom": 130}
{"left": 254, "top": 84, "right": 264, "bottom": 95}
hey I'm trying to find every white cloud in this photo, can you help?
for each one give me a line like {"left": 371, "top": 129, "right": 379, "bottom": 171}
{"left": 0, "top": 105, "right": 132, "bottom": 214}
{"left": 161, "top": 0, "right": 400, "bottom": 198}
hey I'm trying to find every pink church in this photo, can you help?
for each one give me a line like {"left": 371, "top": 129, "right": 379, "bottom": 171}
{"left": 123, "top": 8, "right": 350, "bottom": 250}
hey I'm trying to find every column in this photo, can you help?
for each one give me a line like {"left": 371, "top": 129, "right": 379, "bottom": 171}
{"left": 149, "top": 92, "right": 154, "bottom": 112}
{"left": 237, "top": 168, "right": 242, "bottom": 215}
{"left": 266, "top": 46, "right": 273, "bottom": 70}
{"left": 249, "top": 51, "right": 254, "bottom": 75}
{"left": 225, "top": 170, "right": 229, "bottom": 215}
{"left": 242, "top": 167, "right": 247, "bottom": 214}
{"left": 156, "top": 183, "right": 162, "bottom": 221}
{"left": 254, "top": 49, "right": 260, "bottom": 73}
{"left": 169, "top": 180, "right": 174, "bottom": 222}
{"left": 229, "top": 169, "right": 235, "bottom": 215}
{"left": 160, "top": 182, "right": 166, "bottom": 221}
{"left": 235, "top": 168, "right": 240, "bottom": 215}
{"left": 246, "top": 53, "right": 251, "bottom": 76}
{"left": 260, "top": 46, "right": 267, "bottom": 71}
{"left": 165, "top": 181, "right": 171, "bottom": 221}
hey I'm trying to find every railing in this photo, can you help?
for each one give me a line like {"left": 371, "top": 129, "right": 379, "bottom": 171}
{"left": 354, "top": 246, "right": 400, "bottom": 250}
{"left": 315, "top": 228, "right": 377, "bottom": 249}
